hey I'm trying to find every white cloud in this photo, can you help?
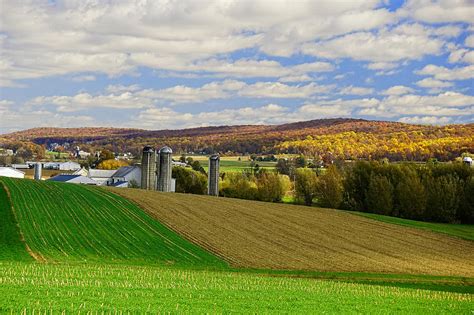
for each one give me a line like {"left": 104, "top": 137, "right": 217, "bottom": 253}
{"left": 239, "top": 82, "right": 332, "bottom": 98}
{"left": 381, "top": 85, "right": 415, "bottom": 96}
{"left": 402, "top": 0, "right": 474, "bottom": 23}
{"left": 398, "top": 116, "right": 453, "bottom": 125}
{"left": 466, "top": 35, "right": 474, "bottom": 48}
{"left": 0, "top": 1, "right": 390, "bottom": 85}
{"left": 448, "top": 47, "right": 474, "bottom": 64}
{"left": 367, "top": 62, "right": 398, "bottom": 70}
{"left": 302, "top": 24, "right": 446, "bottom": 62}
{"left": 415, "top": 78, "right": 453, "bottom": 88}
{"left": 339, "top": 86, "right": 374, "bottom": 95}
{"left": 416, "top": 64, "right": 474, "bottom": 80}
{"left": 71, "top": 75, "right": 96, "bottom": 82}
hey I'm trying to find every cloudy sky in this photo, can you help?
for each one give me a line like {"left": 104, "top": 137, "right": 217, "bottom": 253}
{"left": 0, "top": 0, "right": 473, "bottom": 133}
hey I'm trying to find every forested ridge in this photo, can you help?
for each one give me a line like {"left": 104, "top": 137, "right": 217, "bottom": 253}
{"left": 1, "top": 118, "right": 472, "bottom": 161}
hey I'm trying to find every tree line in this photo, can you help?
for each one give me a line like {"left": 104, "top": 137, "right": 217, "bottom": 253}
{"left": 173, "top": 158, "right": 473, "bottom": 224}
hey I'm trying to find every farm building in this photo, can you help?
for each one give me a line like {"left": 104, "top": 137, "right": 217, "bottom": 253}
{"left": 463, "top": 157, "right": 473, "bottom": 166}
{"left": 43, "top": 161, "right": 81, "bottom": 171}
{"left": 88, "top": 169, "right": 116, "bottom": 186}
{"left": 48, "top": 174, "right": 98, "bottom": 185}
{"left": 111, "top": 166, "right": 141, "bottom": 187}
{"left": 12, "top": 164, "right": 30, "bottom": 169}
{"left": 0, "top": 167, "right": 25, "bottom": 179}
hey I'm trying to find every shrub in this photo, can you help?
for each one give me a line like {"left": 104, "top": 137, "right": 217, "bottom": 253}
{"left": 220, "top": 173, "right": 257, "bottom": 200}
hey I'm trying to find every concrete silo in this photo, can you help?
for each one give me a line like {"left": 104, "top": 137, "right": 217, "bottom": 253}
{"left": 141, "top": 146, "right": 156, "bottom": 190}
{"left": 208, "top": 154, "right": 220, "bottom": 196}
{"left": 34, "top": 162, "right": 42, "bottom": 180}
{"left": 157, "top": 146, "right": 173, "bottom": 192}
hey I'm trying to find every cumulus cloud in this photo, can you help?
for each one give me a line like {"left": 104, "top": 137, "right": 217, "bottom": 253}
{"left": 302, "top": 24, "right": 446, "bottom": 63}
{"left": 339, "top": 86, "right": 374, "bottom": 96}
{"left": 381, "top": 86, "right": 415, "bottom": 96}
{"left": 398, "top": 116, "right": 453, "bottom": 125}
{"left": 401, "top": 0, "right": 474, "bottom": 23}
{"left": 416, "top": 78, "right": 453, "bottom": 88}
{"left": 416, "top": 64, "right": 474, "bottom": 81}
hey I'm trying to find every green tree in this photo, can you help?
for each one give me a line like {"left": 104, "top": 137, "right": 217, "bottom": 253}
{"left": 395, "top": 168, "right": 426, "bottom": 220}
{"left": 256, "top": 173, "right": 287, "bottom": 202}
{"left": 366, "top": 174, "right": 393, "bottom": 215}
{"left": 220, "top": 173, "right": 257, "bottom": 200}
{"left": 425, "top": 174, "right": 461, "bottom": 223}
{"left": 294, "top": 168, "right": 318, "bottom": 206}
{"left": 172, "top": 167, "right": 207, "bottom": 195}
{"left": 317, "top": 165, "right": 344, "bottom": 209}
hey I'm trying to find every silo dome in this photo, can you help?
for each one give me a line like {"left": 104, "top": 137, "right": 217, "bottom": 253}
{"left": 143, "top": 145, "right": 155, "bottom": 153}
{"left": 159, "top": 146, "right": 173, "bottom": 154}
{"left": 210, "top": 154, "right": 220, "bottom": 160}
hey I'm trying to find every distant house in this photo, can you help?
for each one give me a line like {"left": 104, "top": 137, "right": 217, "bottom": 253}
{"left": 59, "top": 161, "right": 81, "bottom": 171}
{"left": 48, "top": 174, "right": 97, "bottom": 185}
{"left": 88, "top": 169, "right": 116, "bottom": 186}
{"left": 43, "top": 161, "right": 81, "bottom": 171}
{"left": 111, "top": 166, "right": 141, "bottom": 187}
{"left": 12, "top": 164, "right": 30, "bottom": 169}
{"left": 0, "top": 167, "right": 25, "bottom": 179}
{"left": 463, "top": 157, "right": 473, "bottom": 166}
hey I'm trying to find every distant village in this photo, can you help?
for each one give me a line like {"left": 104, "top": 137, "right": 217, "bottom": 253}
{"left": 0, "top": 144, "right": 220, "bottom": 195}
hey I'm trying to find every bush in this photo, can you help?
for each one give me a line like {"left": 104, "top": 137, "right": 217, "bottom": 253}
{"left": 172, "top": 167, "right": 207, "bottom": 195}
{"left": 365, "top": 174, "right": 394, "bottom": 215}
{"left": 317, "top": 165, "right": 343, "bottom": 209}
{"left": 294, "top": 168, "right": 318, "bottom": 206}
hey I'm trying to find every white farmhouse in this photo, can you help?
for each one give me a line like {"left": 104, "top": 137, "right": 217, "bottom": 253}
{"left": 111, "top": 166, "right": 141, "bottom": 187}
{"left": 88, "top": 169, "right": 117, "bottom": 186}
{"left": 0, "top": 167, "right": 25, "bottom": 179}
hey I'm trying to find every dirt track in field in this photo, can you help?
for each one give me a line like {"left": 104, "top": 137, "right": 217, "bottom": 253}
{"left": 109, "top": 188, "right": 474, "bottom": 277}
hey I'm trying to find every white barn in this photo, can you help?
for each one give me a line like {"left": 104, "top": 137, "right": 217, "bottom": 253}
{"left": 0, "top": 167, "right": 25, "bottom": 179}
{"left": 111, "top": 166, "right": 141, "bottom": 187}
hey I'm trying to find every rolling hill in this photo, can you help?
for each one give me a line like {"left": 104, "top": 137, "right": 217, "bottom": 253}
{"left": 0, "top": 177, "right": 225, "bottom": 267}
{"left": 110, "top": 188, "right": 474, "bottom": 277}
{"left": 2, "top": 118, "right": 473, "bottom": 161}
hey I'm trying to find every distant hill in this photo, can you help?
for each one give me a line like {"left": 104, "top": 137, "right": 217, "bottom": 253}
{"left": 1, "top": 118, "right": 473, "bottom": 161}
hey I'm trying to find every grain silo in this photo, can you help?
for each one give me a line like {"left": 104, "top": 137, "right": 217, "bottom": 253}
{"left": 157, "top": 146, "right": 173, "bottom": 192}
{"left": 208, "top": 154, "right": 220, "bottom": 196}
{"left": 141, "top": 146, "right": 156, "bottom": 190}
{"left": 34, "top": 162, "right": 42, "bottom": 180}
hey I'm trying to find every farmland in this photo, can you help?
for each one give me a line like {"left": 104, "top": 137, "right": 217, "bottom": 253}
{"left": 1, "top": 177, "right": 473, "bottom": 313}
{"left": 0, "top": 177, "right": 224, "bottom": 267}
{"left": 1, "top": 262, "right": 473, "bottom": 313}
{"left": 180, "top": 155, "right": 277, "bottom": 172}
{"left": 110, "top": 188, "right": 474, "bottom": 276}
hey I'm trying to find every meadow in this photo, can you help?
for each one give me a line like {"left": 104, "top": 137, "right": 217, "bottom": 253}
{"left": 180, "top": 155, "right": 277, "bottom": 172}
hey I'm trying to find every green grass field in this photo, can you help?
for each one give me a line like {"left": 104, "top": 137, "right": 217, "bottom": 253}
{"left": 0, "top": 177, "right": 473, "bottom": 313}
{"left": 0, "top": 177, "right": 225, "bottom": 267}
{"left": 180, "top": 155, "right": 277, "bottom": 172}
{"left": 1, "top": 262, "right": 473, "bottom": 313}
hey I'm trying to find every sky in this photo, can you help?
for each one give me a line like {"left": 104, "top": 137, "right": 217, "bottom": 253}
{"left": 0, "top": 0, "right": 473, "bottom": 133}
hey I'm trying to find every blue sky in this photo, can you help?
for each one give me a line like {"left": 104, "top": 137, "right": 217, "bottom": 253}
{"left": 0, "top": 0, "right": 473, "bottom": 133}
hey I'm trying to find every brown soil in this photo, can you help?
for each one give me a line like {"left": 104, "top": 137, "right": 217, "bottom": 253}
{"left": 109, "top": 188, "right": 474, "bottom": 277}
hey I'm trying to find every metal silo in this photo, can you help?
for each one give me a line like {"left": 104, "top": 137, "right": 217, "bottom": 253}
{"left": 208, "top": 154, "right": 220, "bottom": 196}
{"left": 34, "top": 162, "right": 42, "bottom": 180}
{"left": 157, "top": 146, "right": 173, "bottom": 192}
{"left": 141, "top": 146, "right": 156, "bottom": 190}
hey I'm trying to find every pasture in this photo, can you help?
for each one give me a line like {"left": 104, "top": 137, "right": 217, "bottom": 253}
{"left": 178, "top": 155, "right": 277, "bottom": 172}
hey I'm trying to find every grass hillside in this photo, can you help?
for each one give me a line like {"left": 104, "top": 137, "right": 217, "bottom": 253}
{"left": 111, "top": 188, "right": 474, "bottom": 277}
{"left": 0, "top": 177, "right": 225, "bottom": 267}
